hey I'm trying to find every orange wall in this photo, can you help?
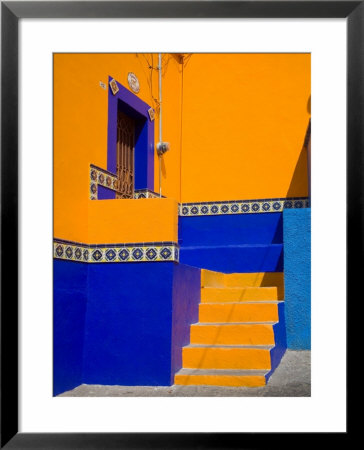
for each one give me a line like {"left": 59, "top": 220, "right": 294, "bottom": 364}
{"left": 154, "top": 54, "right": 183, "bottom": 202}
{"left": 180, "top": 53, "right": 311, "bottom": 202}
{"left": 88, "top": 198, "right": 178, "bottom": 244}
{"left": 54, "top": 53, "right": 310, "bottom": 243}
{"left": 53, "top": 53, "right": 182, "bottom": 243}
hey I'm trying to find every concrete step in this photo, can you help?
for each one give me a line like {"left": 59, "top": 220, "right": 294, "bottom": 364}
{"left": 174, "top": 368, "right": 268, "bottom": 387}
{"left": 199, "top": 301, "right": 281, "bottom": 323}
{"left": 190, "top": 322, "right": 276, "bottom": 345}
{"left": 182, "top": 344, "right": 273, "bottom": 370}
{"left": 201, "top": 287, "right": 278, "bottom": 302}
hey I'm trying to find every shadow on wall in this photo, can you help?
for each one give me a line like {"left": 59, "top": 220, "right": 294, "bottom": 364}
{"left": 261, "top": 272, "right": 284, "bottom": 300}
{"left": 283, "top": 95, "right": 311, "bottom": 350}
{"left": 286, "top": 95, "right": 311, "bottom": 199}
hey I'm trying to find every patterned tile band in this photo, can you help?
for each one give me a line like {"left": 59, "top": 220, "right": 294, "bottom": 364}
{"left": 134, "top": 189, "right": 162, "bottom": 199}
{"left": 54, "top": 239, "right": 179, "bottom": 263}
{"left": 178, "top": 197, "right": 310, "bottom": 217}
{"left": 90, "top": 164, "right": 162, "bottom": 200}
{"left": 90, "top": 164, "right": 309, "bottom": 214}
{"left": 90, "top": 164, "right": 118, "bottom": 200}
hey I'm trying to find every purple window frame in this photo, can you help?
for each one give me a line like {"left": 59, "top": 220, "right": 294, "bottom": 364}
{"left": 107, "top": 76, "right": 155, "bottom": 192}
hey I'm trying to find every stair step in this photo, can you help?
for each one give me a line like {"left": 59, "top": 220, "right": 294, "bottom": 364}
{"left": 201, "top": 270, "right": 283, "bottom": 288}
{"left": 186, "top": 344, "right": 273, "bottom": 348}
{"left": 199, "top": 302, "right": 281, "bottom": 323}
{"left": 174, "top": 368, "right": 268, "bottom": 387}
{"left": 201, "top": 287, "right": 278, "bottom": 302}
{"left": 193, "top": 321, "right": 277, "bottom": 325}
{"left": 201, "top": 270, "right": 225, "bottom": 288}
{"left": 190, "top": 322, "right": 275, "bottom": 345}
{"left": 223, "top": 272, "right": 284, "bottom": 289}
{"left": 176, "top": 368, "right": 269, "bottom": 375}
{"left": 182, "top": 345, "right": 273, "bottom": 370}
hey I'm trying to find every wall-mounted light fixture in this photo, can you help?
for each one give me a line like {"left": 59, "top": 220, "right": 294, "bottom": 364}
{"left": 156, "top": 142, "right": 170, "bottom": 156}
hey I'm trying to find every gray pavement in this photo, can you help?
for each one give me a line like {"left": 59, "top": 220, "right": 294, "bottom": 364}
{"left": 59, "top": 350, "right": 310, "bottom": 397}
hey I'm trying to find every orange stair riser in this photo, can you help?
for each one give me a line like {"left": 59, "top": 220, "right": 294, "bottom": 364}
{"left": 174, "top": 374, "right": 266, "bottom": 387}
{"left": 201, "top": 287, "right": 278, "bottom": 302}
{"left": 201, "top": 270, "right": 225, "bottom": 288}
{"left": 182, "top": 347, "right": 271, "bottom": 370}
{"left": 201, "top": 270, "right": 284, "bottom": 287}
{"left": 199, "top": 303, "right": 279, "bottom": 323}
{"left": 190, "top": 324, "right": 275, "bottom": 345}
{"left": 223, "top": 272, "right": 284, "bottom": 288}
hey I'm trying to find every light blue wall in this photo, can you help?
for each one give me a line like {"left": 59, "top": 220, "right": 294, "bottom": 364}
{"left": 283, "top": 208, "right": 311, "bottom": 349}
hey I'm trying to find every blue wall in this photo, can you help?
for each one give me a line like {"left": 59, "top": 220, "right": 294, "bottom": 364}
{"left": 54, "top": 260, "right": 201, "bottom": 393}
{"left": 98, "top": 185, "right": 116, "bottom": 199}
{"left": 53, "top": 260, "right": 88, "bottom": 396}
{"left": 179, "top": 213, "right": 283, "bottom": 246}
{"left": 178, "top": 213, "right": 283, "bottom": 273}
{"left": 83, "top": 262, "right": 175, "bottom": 386}
{"left": 283, "top": 208, "right": 311, "bottom": 349}
{"left": 82, "top": 262, "right": 201, "bottom": 386}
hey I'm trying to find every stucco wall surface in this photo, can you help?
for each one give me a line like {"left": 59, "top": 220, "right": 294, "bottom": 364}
{"left": 283, "top": 208, "right": 311, "bottom": 349}
{"left": 181, "top": 53, "right": 310, "bottom": 202}
{"left": 53, "top": 260, "right": 88, "bottom": 395}
{"left": 53, "top": 53, "right": 182, "bottom": 243}
{"left": 53, "top": 260, "right": 201, "bottom": 393}
{"left": 54, "top": 53, "right": 310, "bottom": 245}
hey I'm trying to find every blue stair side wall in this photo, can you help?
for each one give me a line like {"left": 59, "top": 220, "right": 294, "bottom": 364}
{"left": 265, "top": 302, "right": 287, "bottom": 382}
{"left": 171, "top": 263, "right": 201, "bottom": 379}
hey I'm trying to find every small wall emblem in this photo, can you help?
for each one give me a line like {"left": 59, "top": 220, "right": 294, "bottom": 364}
{"left": 109, "top": 78, "right": 119, "bottom": 95}
{"left": 127, "top": 72, "right": 140, "bottom": 94}
{"left": 148, "top": 108, "right": 155, "bottom": 121}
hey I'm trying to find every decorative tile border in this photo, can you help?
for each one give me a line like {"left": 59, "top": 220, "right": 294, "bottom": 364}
{"left": 90, "top": 164, "right": 162, "bottom": 200}
{"left": 178, "top": 197, "right": 310, "bottom": 217}
{"left": 90, "top": 164, "right": 118, "bottom": 200}
{"left": 54, "top": 239, "right": 179, "bottom": 263}
{"left": 90, "top": 164, "right": 309, "bottom": 216}
{"left": 134, "top": 189, "right": 164, "bottom": 199}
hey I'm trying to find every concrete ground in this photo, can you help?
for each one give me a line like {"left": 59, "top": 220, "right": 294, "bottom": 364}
{"left": 59, "top": 350, "right": 310, "bottom": 397}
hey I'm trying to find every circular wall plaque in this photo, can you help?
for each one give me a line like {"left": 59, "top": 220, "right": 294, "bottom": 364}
{"left": 127, "top": 72, "right": 140, "bottom": 93}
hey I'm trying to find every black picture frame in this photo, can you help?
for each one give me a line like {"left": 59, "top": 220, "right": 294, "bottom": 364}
{"left": 1, "top": 1, "right": 354, "bottom": 448}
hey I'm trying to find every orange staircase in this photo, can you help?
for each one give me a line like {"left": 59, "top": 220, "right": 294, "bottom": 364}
{"left": 174, "top": 269, "right": 286, "bottom": 387}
